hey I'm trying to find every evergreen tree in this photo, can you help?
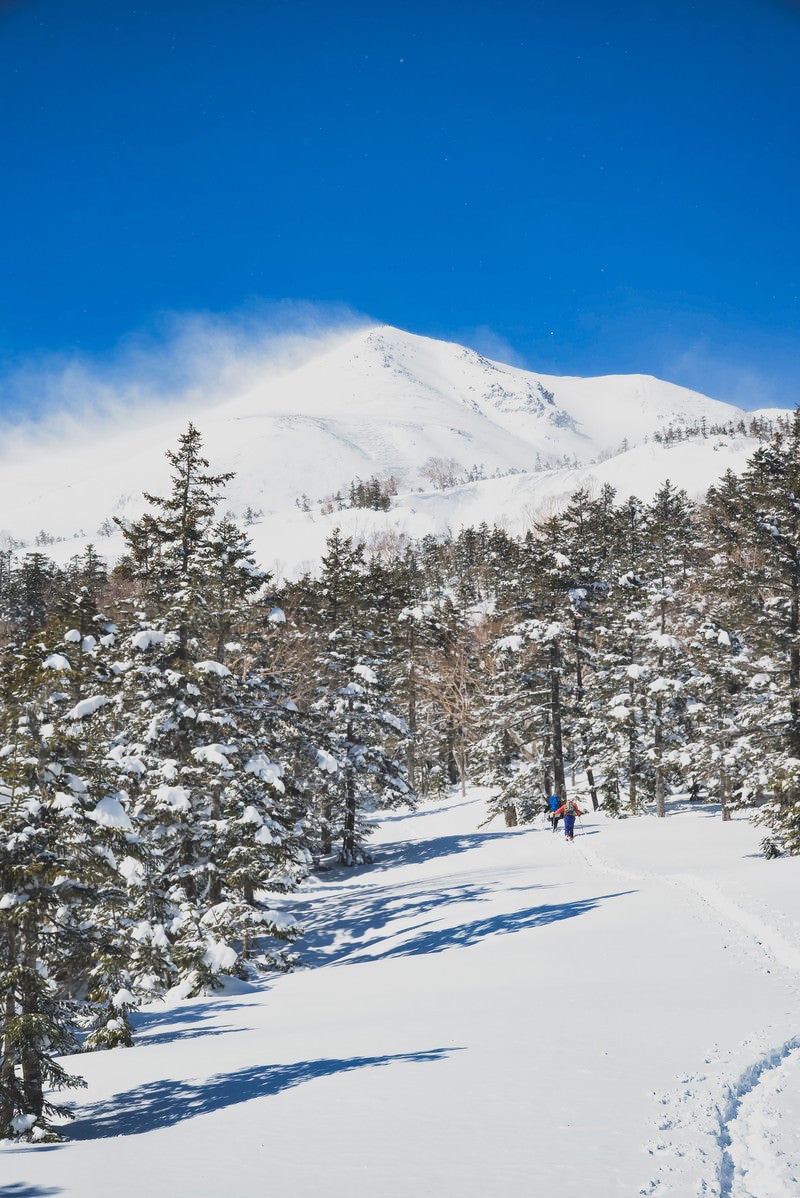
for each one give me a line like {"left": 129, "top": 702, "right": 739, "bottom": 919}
{"left": 118, "top": 423, "right": 235, "bottom": 663}
{"left": 0, "top": 628, "right": 135, "bottom": 1140}
{"left": 702, "top": 413, "right": 800, "bottom": 847}
{"left": 7, "top": 553, "right": 62, "bottom": 641}
{"left": 108, "top": 427, "right": 309, "bottom": 991}
{"left": 304, "top": 531, "right": 411, "bottom": 865}
{"left": 473, "top": 624, "right": 547, "bottom": 826}
{"left": 640, "top": 482, "right": 698, "bottom": 816}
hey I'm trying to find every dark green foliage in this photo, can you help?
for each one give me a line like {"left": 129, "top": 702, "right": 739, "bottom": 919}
{"left": 0, "top": 635, "right": 131, "bottom": 1140}
{"left": 297, "top": 530, "right": 411, "bottom": 865}
{"left": 348, "top": 475, "right": 395, "bottom": 511}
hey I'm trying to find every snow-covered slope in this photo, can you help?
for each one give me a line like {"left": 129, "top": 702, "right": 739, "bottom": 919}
{"left": 0, "top": 325, "right": 778, "bottom": 575}
{"left": 4, "top": 789, "right": 800, "bottom": 1197}
{"left": 252, "top": 434, "right": 765, "bottom": 578}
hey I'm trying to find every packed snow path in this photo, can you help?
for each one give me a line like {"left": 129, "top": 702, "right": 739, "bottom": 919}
{"left": 3, "top": 792, "right": 799, "bottom": 1197}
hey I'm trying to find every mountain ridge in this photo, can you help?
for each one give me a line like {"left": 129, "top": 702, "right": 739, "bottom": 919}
{"left": 0, "top": 324, "right": 781, "bottom": 577}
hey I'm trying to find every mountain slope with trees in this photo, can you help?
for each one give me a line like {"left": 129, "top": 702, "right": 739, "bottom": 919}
{"left": 2, "top": 410, "right": 800, "bottom": 1144}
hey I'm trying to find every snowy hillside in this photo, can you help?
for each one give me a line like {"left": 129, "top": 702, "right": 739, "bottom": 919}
{"left": 0, "top": 325, "right": 780, "bottom": 576}
{"left": 5, "top": 788, "right": 800, "bottom": 1197}
{"left": 255, "top": 435, "right": 765, "bottom": 578}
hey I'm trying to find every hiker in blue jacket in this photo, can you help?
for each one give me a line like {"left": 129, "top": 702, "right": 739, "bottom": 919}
{"left": 548, "top": 793, "right": 561, "bottom": 833}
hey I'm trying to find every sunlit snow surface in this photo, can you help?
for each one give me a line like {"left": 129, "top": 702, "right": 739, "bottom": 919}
{"left": 4, "top": 790, "right": 799, "bottom": 1197}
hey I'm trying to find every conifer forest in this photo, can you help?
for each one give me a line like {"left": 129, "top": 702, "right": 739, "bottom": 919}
{"left": 1, "top": 414, "right": 799, "bottom": 1142}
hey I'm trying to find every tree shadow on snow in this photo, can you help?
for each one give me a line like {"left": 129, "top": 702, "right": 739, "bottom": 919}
{"left": 131, "top": 998, "right": 253, "bottom": 1043}
{"left": 294, "top": 877, "right": 632, "bottom": 966}
{"left": 135, "top": 1025, "right": 251, "bottom": 1048}
{"left": 294, "top": 878, "right": 546, "bottom": 966}
{"left": 370, "top": 830, "right": 519, "bottom": 873}
{"left": 66, "top": 1048, "right": 458, "bottom": 1142}
{"left": 351, "top": 892, "right": 635, "bottom": 962}
{"left": 0, "top": 1187, "right": 62, "bottom": 1197}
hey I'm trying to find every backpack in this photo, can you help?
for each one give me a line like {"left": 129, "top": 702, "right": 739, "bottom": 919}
{"left": 565, "top": 799, "right": 575, "bottom": 816}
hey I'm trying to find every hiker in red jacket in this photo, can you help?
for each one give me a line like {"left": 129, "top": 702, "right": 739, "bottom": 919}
{"left": 553, "top": 798, "right": 583, "bottom": 840}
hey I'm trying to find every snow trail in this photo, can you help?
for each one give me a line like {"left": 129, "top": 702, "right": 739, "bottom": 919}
{"left": 574, "top": 834, "right": 800, "bottom": 979}
{"left": 717, "top": 1039, "right": 800, "bottom": 1198}
{"left": 569, "top": 810, "right": 800, "bottom": 1197}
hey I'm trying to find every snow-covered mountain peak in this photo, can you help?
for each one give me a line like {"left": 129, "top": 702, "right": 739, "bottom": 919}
{"left": 331, "top": 324, "right": 579, "bottom": 429}
{"left": 288, "top": 323, "right": 741, "bottom": 450}
{"left": 0, "top": 322, "right": 784, "bottom": 579}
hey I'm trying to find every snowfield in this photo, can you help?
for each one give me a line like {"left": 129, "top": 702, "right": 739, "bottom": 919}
{"left": 3, "top": 790, "right": 799, "bottom": 1197}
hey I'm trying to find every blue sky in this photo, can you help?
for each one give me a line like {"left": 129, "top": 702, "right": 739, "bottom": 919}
{"left": 0, "top": 0, "right": 798, "bottom": 414}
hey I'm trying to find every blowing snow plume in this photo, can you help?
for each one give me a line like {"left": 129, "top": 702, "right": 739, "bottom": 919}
{"left": 0, "top": 301, "right": 372, "bottom": 449}
{"left": 0, "top": 302, "right": 374, "bottom": 561}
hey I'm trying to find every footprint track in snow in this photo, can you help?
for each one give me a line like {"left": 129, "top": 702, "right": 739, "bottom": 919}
{"left": 639, "top": 1039, "right": 800, "bottom": 1197}
{"left": 716, "top": 1038, "right": 800, "bottom": 1197}
{"left": 568, "top": 833, "right": 800, "bottom": 1196}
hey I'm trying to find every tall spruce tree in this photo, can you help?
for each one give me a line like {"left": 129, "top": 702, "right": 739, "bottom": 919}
{"left": 109, "top": 427, "right": 308, "bottom": 992}
{"left": 0, "top": 627, "right": 135, "bottom": 1140}
{"left": 304, "top": 531, "right": 410, "bottom": 865}
{"left": 702, "top": 412, "right": 800, "bottom": 848}
{"left": 473, "top": 623, "right": 548, "bottom": 826}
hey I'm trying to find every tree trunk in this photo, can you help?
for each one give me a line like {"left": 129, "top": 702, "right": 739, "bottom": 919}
{"left": 654, "top": 694, "right": 666, "bottom": 818}
{"left": 20, "top": 926, "right": 44, "bottom": 1121}
{"left": 628, "top": 678, "right": 638, "bottom": 812}
{"left": 445, "top": 723, "right": 460, "bottom": 785}
{"left": 341, "top": 715, "right": 357, "bottom": 864}
{"left": 0, "top": 929, "right": 19, "bottom": 1138}
{"left": 406, "top": 685, "right": 417, "bottom": 790}
{"left": 585, "top": 762, "right": 600, "bottom": 811}
{"left": 790, "top": 547, "right": 800, "bottom": 759}
{"left": 573, "top": 617, "right": 599, "bottom": 808}
{"left": 406, "top": 633, "right": 418, "bottom": 790}
{"left": 208, "top": 789, "right": 223, "bottom": 904}
{"left": 320, "top": 799, "right": 332, "bottom": 856}
{"left": 458, "top": 733, "right": 467, "bottom": 797}
{"left": 549, "top": 639, "right": 567, "bottom": 802}
{"left": 541, "top": 707, "right": 553, "bottom": 799}
{"left": 342, "top": 780, "right": 356, "bottom": 863}
{"left": 721, "top": 767, "right": 732, "bottom": 821}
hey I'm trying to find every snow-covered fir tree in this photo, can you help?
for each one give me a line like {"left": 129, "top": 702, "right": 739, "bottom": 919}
{"left": 472, "top": 625, "right": 547, "bottom": 827}
{"left": 701, "top": 414, "right": 800, "bottom": 848}
{"left": 301, "top": 530, "right": 412, "bottom": 865}
{"left": 0, "top": 622, "right": 136, "bottom": 1140}
{"left": 109, "top": 427, "right": 310, "bottom": 993}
